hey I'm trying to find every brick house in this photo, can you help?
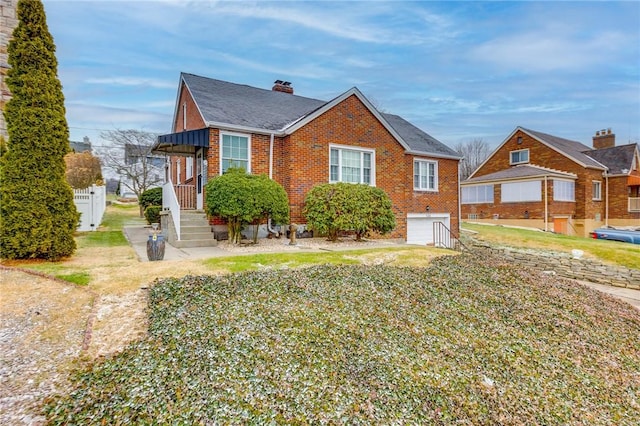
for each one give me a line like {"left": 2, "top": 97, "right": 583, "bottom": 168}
{"left": 153, "top": 73, "right": 461, "bottom": 245}
{"left": 460, "top": 127, "right": 640, "bottom": 237}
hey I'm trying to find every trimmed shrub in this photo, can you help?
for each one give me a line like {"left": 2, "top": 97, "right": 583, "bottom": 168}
{"left": 144, "top": 205, "right": 162, "bottom": 225}
{"left": 303, "top": 183, "right": 396, "bottom": 241}
{"left": 205, "top": 168, "right": 289, "bottom": 244}
{"left": 140, "top": 187, "right": 162, "bottom": 211}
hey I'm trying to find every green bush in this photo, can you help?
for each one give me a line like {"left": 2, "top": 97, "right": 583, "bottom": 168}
{"left": 303, "top": 183, "right": 396, "bottom": 241}
{"left": 144, "top": 205, "right": 162, "bottom": 225}
{"left": 205, "top": 168, "right": 289, "bottom": 244}
{"left": 139, "top": 187, "right": 162, "bottom": 211}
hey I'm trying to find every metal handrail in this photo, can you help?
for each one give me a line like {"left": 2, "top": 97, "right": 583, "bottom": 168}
{"left": 433, "top": 221, "right": 469, "bottom": 252}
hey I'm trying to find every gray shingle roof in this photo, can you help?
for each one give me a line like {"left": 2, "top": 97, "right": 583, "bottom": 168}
{"left": 584, "top": 144, "right": 638, "bottom": 175}
{"left": 465, "top": 164, "right": 576, "bottom": 184}
{"left": 382, "top": 113, "right": 459, "bottom": 157}
{"left": 183, "top": 73, "right": 326, "bottom": 131}
{"left": 181, "top": 73, "right": 458, "bottom": 157}
{"left": 522, "top": 128, "right": 605, "bottom": 169}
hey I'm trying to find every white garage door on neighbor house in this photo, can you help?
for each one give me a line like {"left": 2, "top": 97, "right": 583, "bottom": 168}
{"left": 406, "top": 213, "right": 450, "bottom": 245}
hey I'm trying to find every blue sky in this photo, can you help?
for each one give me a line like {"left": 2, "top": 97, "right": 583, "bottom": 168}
{"left": 42, "top": 0, "right": 640, "bottom": 151}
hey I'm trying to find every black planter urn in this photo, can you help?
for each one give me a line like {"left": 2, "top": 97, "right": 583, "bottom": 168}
{"left": 147, "top": 233, "right": 165, "bottom": 261}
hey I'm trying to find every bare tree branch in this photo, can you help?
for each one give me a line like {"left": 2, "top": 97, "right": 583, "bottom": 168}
{"left": 454, "top": 138, "right": 491, "bottom": 180}
{"left": 97, "top": 129, "right": 165, "bottom": 214}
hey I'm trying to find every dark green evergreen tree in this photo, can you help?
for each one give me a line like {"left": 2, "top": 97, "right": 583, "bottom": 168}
{"left": 0, "top": 0, "right": 79, "bottom": 260}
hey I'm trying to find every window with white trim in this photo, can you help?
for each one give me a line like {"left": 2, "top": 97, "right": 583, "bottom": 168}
{"left": 186, "top": 157, "right": 193, "bottom": 179}
{"left": 553, "top": 180, "right": 575, "bottom": 202}
{"left": 501, "top": 181, "right": 541, "bottom": 202}
{"left": 461, "top": 184, "right": 494, "bottom": 204}
{"left": 221, "top": 133, "right": 250, "bottom": 174}
{"left": 510, "top": 149, "right": 529, "bottom": 165}
{"left": 592, "top": 181, "right": 602, "bottom": 201}
{"left": 413, "top": 159, "right": 438, "bottom": 191}
{"left": 329, "top": 145, "right": 374, "bottom": 185}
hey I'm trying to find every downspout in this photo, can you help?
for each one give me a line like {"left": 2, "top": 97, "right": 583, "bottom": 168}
{"left": 269, "top": 133, "right": 274, "bottom": 179}
{"left": 457, "top": 160, "right": 462, "bottom": 232}
{"left": 604, "top": 170, "right": 609, "bottom": 227}
{"left": 267, "top": 132, "right": 279, "bottom": 236}
{"left": 544, "top": 175, "right": 548, "bottom": 232}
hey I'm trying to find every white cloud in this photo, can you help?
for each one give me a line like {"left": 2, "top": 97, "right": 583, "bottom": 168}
{"left": 472, "top": 30, "right": 628, "bottom": 72}
{"left": 85, "top": 77, "right": 175, "bottom": 89}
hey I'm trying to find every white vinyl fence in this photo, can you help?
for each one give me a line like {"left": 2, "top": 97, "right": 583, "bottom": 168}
{"left": 73, "top": 185, "right": 106, "bottom": 231}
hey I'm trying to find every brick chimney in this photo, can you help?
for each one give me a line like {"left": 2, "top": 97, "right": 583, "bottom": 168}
{"left": 272, "top": 80, "right": 293, "bottom": 94}
{"left": 592, "top": 128, "right": 615, "bottom": 149}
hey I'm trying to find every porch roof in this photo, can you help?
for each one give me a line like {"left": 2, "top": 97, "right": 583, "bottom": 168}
{"left": 629, "top": 175, "right": 640, "bottom": 187}
{"left": 462, "top": 164, "right": 577, "bottom": 185}
{"left": 153, "top": 128, "right": 210, "bottom": 155}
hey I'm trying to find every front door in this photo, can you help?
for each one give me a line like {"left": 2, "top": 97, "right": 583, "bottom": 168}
{"left": 196, "top": 149, "right": 204, "bottom": 210}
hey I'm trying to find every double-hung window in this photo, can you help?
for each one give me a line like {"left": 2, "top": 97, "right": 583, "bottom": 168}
{"left": 221, "top": 133, "right": 250, "bottom": 174}
{"left": 186, "top": 157, "right": 193, "bottom": 179}
{"left": 414, "top": 159, "right": 438, "bottom": 191}
{"left": 592, "top": 181, "right": 602, "bottom": 201}
{"left": 510, "top": 149, "right": 529, "bottom": 165}
{"left": 329, "top": 145, "right": 374, "bottom": 185}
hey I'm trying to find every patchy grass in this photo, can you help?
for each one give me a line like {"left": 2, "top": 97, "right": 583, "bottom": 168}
{"left": 463, "top": 222, "right": 640, "bottom": 270}
{"left": 44, "top": 256, "right": 640, "bottom": 424}
{"left": 53, "top": 271, "right": 91, "bottom": 286}
{"left": 203, "top": 247, "right": 451, "bottom": 273}
{"left": 76, "top": 230, "right": 128, "bottom": 248}
{"left": 98, "top": 202, "right": 145, "bottom": 230}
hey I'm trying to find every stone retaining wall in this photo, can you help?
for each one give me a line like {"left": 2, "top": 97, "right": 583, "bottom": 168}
{"left": 469, "top": 241, "right": 640, "bottom": 289}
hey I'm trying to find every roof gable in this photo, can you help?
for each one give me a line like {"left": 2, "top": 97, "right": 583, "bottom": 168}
{"left": 520, "top": 128, "right": 605, "bottom": 169}
{"left": 470, "top": 127, "right": 605, "bottom": 179}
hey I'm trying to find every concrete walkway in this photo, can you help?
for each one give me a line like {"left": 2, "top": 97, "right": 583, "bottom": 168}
{"left": 578, "top": 281, "right": 640, "bottom": 311}
{"left": 123, "top": 225, "right": 229, "bottom": 261}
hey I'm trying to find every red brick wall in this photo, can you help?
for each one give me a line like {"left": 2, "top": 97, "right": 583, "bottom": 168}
{"left": 280, "top": 94, "right": 459, "bottom": 239}
{"left": 173, "top": 83, "right": 205, "bottom": 132}
{"left": 609, "top": 175, "right": 640, "bottom": 220}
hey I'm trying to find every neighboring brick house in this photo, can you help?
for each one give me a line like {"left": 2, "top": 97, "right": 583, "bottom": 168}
{"left": 153, "top": 72, "right": 462, "bottom": 245}
{"left": 460, "top": 127, "right": 640, "bottom": 237}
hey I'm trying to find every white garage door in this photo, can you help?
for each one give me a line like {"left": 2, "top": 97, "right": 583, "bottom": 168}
{"left": 406, "top": 213, "right": 450, "bottom": 245}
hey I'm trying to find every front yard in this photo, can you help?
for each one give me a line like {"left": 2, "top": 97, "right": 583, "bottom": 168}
{"left": 2, "top": 204, "right": 640, "bottom": 424}
{"left": 44, "top": 257, "right": 640, "bottom": 424}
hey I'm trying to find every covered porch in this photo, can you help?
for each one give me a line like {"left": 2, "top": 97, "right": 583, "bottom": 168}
{"left": 153, "top": 128, "right": 211, "bottom": 241}
{"left": 153, "top": 128, "right": 211, "bottom": 211}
